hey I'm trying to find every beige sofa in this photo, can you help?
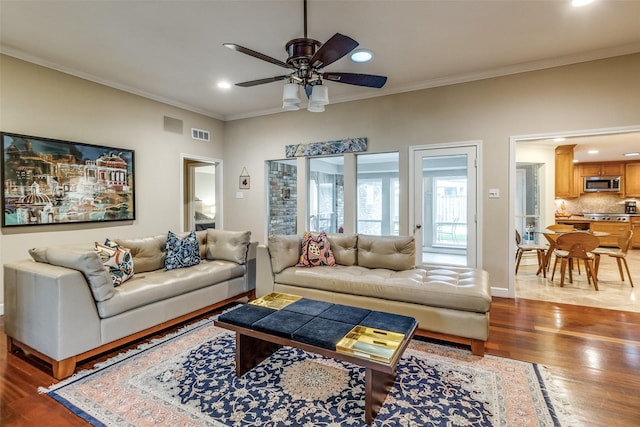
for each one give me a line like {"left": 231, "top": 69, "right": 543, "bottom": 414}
{"left": 4, "top": 229, "right": 256, "bottom": 379}
{"left": 257, "top": 233, "right": 491, "bottom": 355}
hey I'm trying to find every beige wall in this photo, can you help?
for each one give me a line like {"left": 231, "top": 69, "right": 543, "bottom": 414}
{"left": 1, "top": 53, "right": 639, "bottom": 311}
{"left": 223, "top": 53, "right": 640, "bottom": 295}
{"left": 0, "top": 55, "right": 224, "bottom": 311}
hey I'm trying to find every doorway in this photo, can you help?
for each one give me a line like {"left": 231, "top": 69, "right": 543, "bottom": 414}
{"left": 510, "top": 125, "right": 640, "bottom": 307}
{"left": 181, "top": 155, "right": 222, "bottom": 232}
{"left": 410, "top": 143, "right": 480, "bottom": 267}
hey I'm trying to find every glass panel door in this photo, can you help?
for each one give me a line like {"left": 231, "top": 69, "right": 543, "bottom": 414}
{"left": 413, "top": 145, "right": 478, "bottom": 267}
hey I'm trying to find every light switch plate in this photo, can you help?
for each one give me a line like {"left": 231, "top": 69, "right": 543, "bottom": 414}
{"left": 489, "top": 188, "right": 500, "bottom": 198}
{"left": 236, "top": 192, "right": 244, "bottom": 199}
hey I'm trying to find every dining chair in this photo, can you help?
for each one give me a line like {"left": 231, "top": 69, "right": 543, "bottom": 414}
{"left": 551, "top": 232, "right": 600, "bottom": 290}
{"left": 592, "top": 230, "right": 634, "bottom": 287}
{"left": 515, "top": 230, "right": 548, "bottom": 277}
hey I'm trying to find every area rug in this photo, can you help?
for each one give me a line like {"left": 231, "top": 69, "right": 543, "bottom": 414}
{"left": 42, "top": 313, "right": 575, "bottom": 426}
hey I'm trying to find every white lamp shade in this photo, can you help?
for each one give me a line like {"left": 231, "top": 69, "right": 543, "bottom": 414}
{"left": 283, "top": 83, "right": 301, "bottom": 104}
{"left": 307, "top": 102, "right": 325, "bottom": 112}
{"left": 282, "top": 101, "right": 301, "bottom": 111}
{"left": 309, "top": 85, "right": 329, "bottom": 106}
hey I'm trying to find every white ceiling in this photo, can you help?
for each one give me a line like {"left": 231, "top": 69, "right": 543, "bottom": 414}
{"left": 2, "top": 0, "right": 640, "bottom": 123}
{"left": 519, "top": 131, "right": 640, "bottom": 163}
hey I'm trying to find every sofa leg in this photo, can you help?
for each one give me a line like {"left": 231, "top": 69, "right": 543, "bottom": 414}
{"left": 7, "top": 336, "right": 19, "bottom": 353}
{"left": 52, "top": 357, "right": 77, "bottom": 380}
{"left": 470, "top": 339, "right": 485, "bottom": 357}
{"left": 247, "top": 289, "right": 256, "bottom": 300}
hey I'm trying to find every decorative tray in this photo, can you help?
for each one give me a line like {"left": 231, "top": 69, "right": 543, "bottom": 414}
{"left": 336, "top": 326, "right": 405, "bottom": 365}
{"left": 249, "top": 292, "right": 301, "bottom": 310}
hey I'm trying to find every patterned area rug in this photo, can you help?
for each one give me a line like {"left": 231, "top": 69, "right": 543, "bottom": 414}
{"left": 42, "top": 314, "right": 574, "bottom": 426}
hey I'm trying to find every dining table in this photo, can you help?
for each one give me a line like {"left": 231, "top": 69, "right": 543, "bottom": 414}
{"left": 537, "top": 230, "right": 609, "bottom": 275}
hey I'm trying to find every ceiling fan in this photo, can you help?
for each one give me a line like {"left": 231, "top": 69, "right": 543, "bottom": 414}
{"left": 223, "top": 0, "right": 387, "bottom": 111}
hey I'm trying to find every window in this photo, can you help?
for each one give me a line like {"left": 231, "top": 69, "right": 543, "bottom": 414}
{"left": 309, "top": 156, "right": 343, "bottom": 233}
{"left": 356, "top": 152, "right": 399, "bottom": 235}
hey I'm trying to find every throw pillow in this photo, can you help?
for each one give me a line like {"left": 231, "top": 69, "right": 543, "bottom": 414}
{"left": 95, "top": 242, "right": 134, "bottom": 286}
{"left": 296, "top": 231, "right": 336, "bottom": 267}
{"left": 164, "top": 230, "right": 201, "bottom": 271}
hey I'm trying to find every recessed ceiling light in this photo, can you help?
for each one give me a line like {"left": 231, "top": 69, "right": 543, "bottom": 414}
{"left": 351, "top": 49, "right": 374, "bottom": 63}
{"left": 588, "top": 149, "right": 599, "bottom": 155}
{"left": 572, "top": 0, "right": 594, "bottom": 7}
{"left": 217, "top": 81, "right": 232, "bottom": 89}
{"left": 553, "top": 137, "right": 566, "bottom": 142}
{"left": 624, "top": 152, "right": 640, "bottom": 157}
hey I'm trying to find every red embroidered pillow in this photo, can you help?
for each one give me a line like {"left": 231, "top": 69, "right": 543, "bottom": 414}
{"left": 297, "top": 231, "right": 336, "bottom": 267}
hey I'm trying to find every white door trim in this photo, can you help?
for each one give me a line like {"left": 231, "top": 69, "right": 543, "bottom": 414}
{"left": 179, "top": 153, "right": 223, "bottom": 232}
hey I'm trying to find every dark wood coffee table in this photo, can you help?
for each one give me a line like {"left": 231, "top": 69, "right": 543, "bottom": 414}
{"left": 216, "top": 300, "right": 417, "bottom": 425}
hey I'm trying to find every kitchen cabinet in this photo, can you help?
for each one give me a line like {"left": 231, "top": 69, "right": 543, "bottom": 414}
{"left": 555, "top": 145, "right": 577, "bottom": 199}
{"left": 580, "top": 162, "right": 623, "bottom": 177}
{"left": 590, "top": 222, "right": 630, "bottom": 247}
{"left": 624, "top": 162, "right": 640, "bottom": 197}
{"left": 632, "top": 217, "right": 640, "bottom": 249}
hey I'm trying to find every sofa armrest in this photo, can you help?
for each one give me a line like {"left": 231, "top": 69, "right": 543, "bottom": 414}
{"left": 256, "top": 245, "right": 275, "bottom": 298}
{"left": 245, "top": 241, "right": 258, "bottom": 291}
{"left": 4, "top": 261, "right": 102, "bottom": 361}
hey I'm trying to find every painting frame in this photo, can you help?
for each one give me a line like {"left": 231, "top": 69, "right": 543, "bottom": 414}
{"left": 2, "top": 131, "right": 136, "bottom": 228}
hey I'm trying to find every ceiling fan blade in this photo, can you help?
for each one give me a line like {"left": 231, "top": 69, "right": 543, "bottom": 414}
{"left": 223, "top": 43, "right": 292, "bottom": 69}
{"left": 235, "top": 75, "right": 289, "bottom": 87}
{"left": 310, "top": 33, "right": 358, "bottom": 68}
{"left": 322, "top": 72, "right": 388, "bottom": 88}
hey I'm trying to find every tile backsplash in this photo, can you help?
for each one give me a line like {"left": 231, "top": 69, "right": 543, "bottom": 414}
{"left": 559, "top": 193, "right": 639, "bottom": 215}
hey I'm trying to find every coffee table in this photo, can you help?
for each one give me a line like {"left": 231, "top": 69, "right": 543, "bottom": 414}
{"left": 215, "top": 294, "right": 418, "bottom": 424}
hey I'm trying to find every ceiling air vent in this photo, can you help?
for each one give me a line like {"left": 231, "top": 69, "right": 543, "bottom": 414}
{"left": 191, "top": 128, "right": 210, "bottom": 142}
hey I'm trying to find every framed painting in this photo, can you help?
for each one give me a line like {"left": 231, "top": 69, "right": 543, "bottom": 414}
{"left": 2, "top": 132, "right": 135, "bottom": 227}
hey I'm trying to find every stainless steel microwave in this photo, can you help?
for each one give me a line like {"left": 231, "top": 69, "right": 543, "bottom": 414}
{"left": 583, "top": 176, "right": 621, "bottom": 192}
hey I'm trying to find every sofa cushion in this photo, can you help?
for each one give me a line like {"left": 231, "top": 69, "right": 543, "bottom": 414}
{"left": 357, "top": 235, "right": 415, "bottom": 271}
{"left": 274, "top": 265, "right": 491, "bottom": 313}
{"left": 267, "top": 235, "right": 301, "bottom": 274}
{"left": 297, "top": 231, "right": 336, "bottom": 267}
{"left": 96, "top": 259, "right": 246, "bottom": 318}
{"left": 114, "top": 235, "right": 166, "bottom": 273}
{"left": 95, "top": 242, "right": 134, "bottom": 286}
{"left": 326, "top": 233, "right": 358, "bottom": 266}
{"left": 206, "top": 229, "right": 251, "bottom": 264}
{"left": 32, "top": 247, "right": 115, "bottom": 302}
{"left": 164, "top": 231, "right": 201, "bottom": 271}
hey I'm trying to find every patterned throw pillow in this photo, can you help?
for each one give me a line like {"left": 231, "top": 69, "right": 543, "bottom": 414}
{"left": 164, "top": 231, "right": 201, "bottom": 271}
{"left": 95, "top": 242, "right": 134, "bottom": 286}
{"left": 296, "top": 231, "right": 336, "bottom": 267}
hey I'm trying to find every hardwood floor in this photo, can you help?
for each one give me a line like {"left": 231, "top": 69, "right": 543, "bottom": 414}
{"left": 1, "top": 298, "right": 639, "bottom": 426}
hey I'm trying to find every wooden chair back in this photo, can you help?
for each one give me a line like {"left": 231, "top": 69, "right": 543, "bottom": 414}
{"left": 556, "top": 232, "right": 600, "bottom": 259}
{"left": 616, "top": 230, "right": 633, "bottom": 254}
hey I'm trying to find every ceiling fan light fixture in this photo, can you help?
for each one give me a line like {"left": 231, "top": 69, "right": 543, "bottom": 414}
{"left": 283, "top": 82, "right": 302, "bottom": 104}
{"left": 310, "top": 84, "right": 329, "bottom": 105}
{"left": 307, "top": 102, "right": 325, "bottom": 113}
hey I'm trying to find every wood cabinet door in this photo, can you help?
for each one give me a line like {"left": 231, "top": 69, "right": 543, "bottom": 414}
{"left": 580, "top": 164, "right": 601, "bottom": 176}
{"left": 625, "top": 163, "right": 640, "bottom": 196}
{"left": 590, "top": 222, "right": 630, "bottom": 247}
{"left": 601, "top": 163, "right": 623, "bottom": 176}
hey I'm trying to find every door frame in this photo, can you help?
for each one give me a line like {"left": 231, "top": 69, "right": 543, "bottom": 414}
{"left": 179, "top": 153, "right": 223, "bottom": 232}
{"left": 409, "top": 141, "right": 482, "bottom": 268}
